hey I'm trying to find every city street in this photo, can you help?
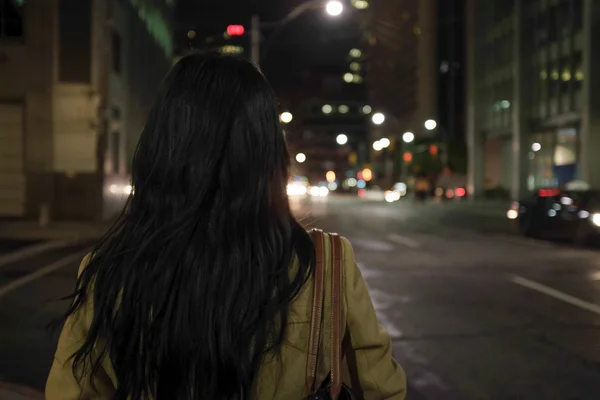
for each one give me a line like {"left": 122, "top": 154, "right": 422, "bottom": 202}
{"left": 1, "top": 196, "right": 600, "bottom": 399}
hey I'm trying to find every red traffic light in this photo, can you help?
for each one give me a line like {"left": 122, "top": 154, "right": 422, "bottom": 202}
{"left": 227, "top": 25, "right": 245, "bottom": 36}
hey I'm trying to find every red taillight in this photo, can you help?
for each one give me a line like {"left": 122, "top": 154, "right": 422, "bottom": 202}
{"left": 538, "top": 188, "right": 560, "bottom": 197}
{"left": 456, "top": 187, "right": 466, "bottom": 197}
{"left": 358, "top": 189, "right": 366, "bottom": 198}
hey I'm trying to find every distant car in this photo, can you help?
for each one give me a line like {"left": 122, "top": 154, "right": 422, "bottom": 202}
{"left": 508, "top": 188, "right": 600, "bottom": 245}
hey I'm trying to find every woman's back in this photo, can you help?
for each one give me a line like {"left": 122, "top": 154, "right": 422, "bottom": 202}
{"left": 45, "top": 53, "right": 406, "bottom": 399}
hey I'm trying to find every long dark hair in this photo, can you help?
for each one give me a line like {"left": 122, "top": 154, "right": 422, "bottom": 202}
{"left": 64, "top": 53, "right": 315, "bottom": 399}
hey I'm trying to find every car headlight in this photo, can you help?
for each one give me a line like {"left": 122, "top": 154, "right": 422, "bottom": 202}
{"left": 592, "top": 213, "right": 600, "bottom": 227}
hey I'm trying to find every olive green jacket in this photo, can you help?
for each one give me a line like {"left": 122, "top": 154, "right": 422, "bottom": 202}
{"left": 46, "top": 235, "right": 407, "bottom": 399}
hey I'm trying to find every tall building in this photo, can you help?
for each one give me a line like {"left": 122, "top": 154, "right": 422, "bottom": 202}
{"left": 466, "top": 0, "right": 599, "bottom": 200}
{"left": 358, "top": 0, "right": 438, "bottom": 185}
{"left": 0, "top": 0, "right": 174, "bottom": 220}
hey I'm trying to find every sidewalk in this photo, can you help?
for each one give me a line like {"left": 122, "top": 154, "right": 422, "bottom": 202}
{"left": 0, "top": 382, "right": 44, "bottom": 400}
{"left": 0, "top": 219, "right": 115, "bottom": 241}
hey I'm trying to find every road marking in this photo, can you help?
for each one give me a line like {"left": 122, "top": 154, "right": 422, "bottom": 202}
{"left": 388, "top": 233, "right": 421, "bottom": 249}
{"left": 0, "top": 239, "right": 80, "bottom": 269}
{"left": 512, "top": 275, "right": 600, "bottom": 316}
{"left": 0, "top": 252, "right": 83, "bottom": 297}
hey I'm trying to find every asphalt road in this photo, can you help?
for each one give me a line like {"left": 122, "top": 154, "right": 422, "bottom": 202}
{"left": 1, "top": 196, "right": 600, "bottom": 399}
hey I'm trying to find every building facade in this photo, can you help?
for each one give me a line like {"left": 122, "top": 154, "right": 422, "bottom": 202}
{"left": 467, "top": 0, "right": 600, "bottom": 199}
{"left": 0, "top": 0, "right": 174, "bottom": 220}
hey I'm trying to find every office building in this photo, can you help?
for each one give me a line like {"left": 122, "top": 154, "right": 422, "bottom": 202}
{"left": 467, "top": 0, "right": 599, "bottom": 199}
{"left": 0, "top": 0, "right": 174, "bottom": 220}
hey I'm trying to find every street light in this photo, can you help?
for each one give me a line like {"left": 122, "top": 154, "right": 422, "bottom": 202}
{"left": 402, "top": 131, "right": 415, "bottom": 143}
{"left": 280, "top": 111, "right": 293, "bottom": 124}
{"left": 372, "top": 112, "right": 385, "bottom": 125}
{"left": 373, "top": 140, "right": 383, "bottom": 151}
{"left": 325, "top": 0, "right": 344, "bottom": 16}
{"left": 252, "top": 0, "right": 345, "bottom": 65}
{"left": 379, "top": 138, "right": 390, "bottom": 148}
{"left": 295, "top": 153, "right": 306, "bottom": 163}
{"left": 336, "top": 134, "right": 348, "bottom": 145}
{"left": 424, "top": 119, "right": 437, "bottom": 131}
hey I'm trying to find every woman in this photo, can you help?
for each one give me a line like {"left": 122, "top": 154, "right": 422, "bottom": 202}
{"left": 46, "top": 53, "right": 406, "bottom": 399}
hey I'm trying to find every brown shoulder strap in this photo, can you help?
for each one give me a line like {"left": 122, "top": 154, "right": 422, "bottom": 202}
{"left": 329, "top": 233, "right": 343, "bottom": 399}
{"left": 306, "top": 229, "right": 326, "bottom": 394}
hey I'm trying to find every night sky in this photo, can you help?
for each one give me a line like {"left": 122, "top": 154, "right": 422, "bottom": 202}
{"left": 176, "top": 0, "right": 362, "bottom": 90}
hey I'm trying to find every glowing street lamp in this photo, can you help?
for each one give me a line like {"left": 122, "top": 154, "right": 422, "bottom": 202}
{"left": 336, "top": 134, "right": 348, "bottom": 145}
{"left": 325, "top": 1, "right": 344, "bottom": 16}
{"left": 424, "top": 119, "right": 437, "bottom": 131}
{"left": 280, "top": 111, "right": 293, "bottom": 124}
{"left": 295, "top": 153, "right": 306, "bottom": 163}
{"left": 372, "top": 112, "right": 385, "bottom": 125}
{"left": 402, "top": 131, "right": 415, "bottom": 143}
{"left": 379, "top": 138, "right": 390, "bottom": 148}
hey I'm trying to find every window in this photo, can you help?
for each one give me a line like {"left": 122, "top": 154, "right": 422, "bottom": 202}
{"left": 58, "top": 0, "right": 92, "bottom": 83}
{"left": 0, "top": 0, "right": 24, "bottom": 38}
{"left": 112, "top": 31, "right": 122, "bottom": 73}
{"left": 572, "top": 0, "right": 583, "bottom": 31}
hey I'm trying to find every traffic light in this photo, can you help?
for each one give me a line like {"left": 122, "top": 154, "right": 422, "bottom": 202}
{"left": 429, "top": 144, "right": 438, "bottom": 155}
{"left": 227, "top": 25, "right": 245, "bottom": 36}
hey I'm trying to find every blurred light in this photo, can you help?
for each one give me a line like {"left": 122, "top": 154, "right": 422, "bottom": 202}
{"left": 347, "top": 178, "right": 357, "bottom": 187}
{"left": 446, "top": 189, "right": 454, "bottom": 199}
{"left": 379, "top": 138, "right": 390, "bottom": 148}
{"left": 358, "top": 188, "right": 367, "bottom": 198}
{"left": 343, "top": 73, "right": 354, "bottom": 83}
{"left": 109, "top": 184, "right": 118, "bottom": 194}
{"left": 362, "top": 105, "right": 372, "bottom": 114}
{"left": 500, "top": 100, "right": 510, "bottom": 109}
{"left": 393, "top": 182, "right": 407, "bottom": 192}
{"left": 219, "top": 45, "right": 244, "bottom": 54}
{"left": 561, "top": 69, "right": 571, "bottom": 81}
{"left": 325, "top": 1, "right": 344, "bottom": 16}
{"left": 362, "top": 168, "right": 372, "bottom": 182}
{"left": 593, "top": 213, "right": 600, "bottom": 227}
{"left": 322, "top": 104, "right": 333, "bottom": 114}
{"left": 385, "top": 190, "right": 401, "bottom": 203}
{"left": 402, "top": 131, "right": 414, "bottom": 143}
{"left": 372, "top": 112, "right": 385, "bottom": 125}
{"left": 280, "top": 111, "right": 293, "bottom": 123}
{"left": 352, "top": 74, "right": 363, "bottom": 83}
{"left": 328, "top": 182, "right": 338, "bottom": 191}
{"left": 353, "top": 0, "right": 369, "bottom": 9}
{"left": 456, "top": 188, "right": 466, "bottom": 197}
{"left": 560, "top": 196, "right": 573, "bottom": 205}
{"left": 575, "top": 69, "right": 584, "bottom": 81}
{"left": 435, "top": 187, "right": 444, "bottom": 197}
{"left": 226, "top": 25, "right": 245, "bottom": 36}
{"left": 403, "top": 152, "right": 412, "bottom": 163}
{"left": 424, "top": 119, "right": 437, "bottom": 130}
{"left": 336, "top": 134, "right": 348, "bottom": 145}
{"left": 429, "top": 144, "right": 438, "bottom": 155}
{"left": 309, "top": 186, "right": 329, "bottom": 197}
{"left": 287, "top": 183, "right": 307, "bottom": 197}
{"left": 350, "top": 62, "right": 360, "bottom": 71}
{"left": 357, "top": 179, "right": 366, "bottom": 189}
{"left": 350, "top": 48, "right": 362, "bottom": 58}
{"left": 532, "top": 142, "right": 541, "bottom": 152}
{"left": 548, "top": 209, "right": 557, "bottom": 217}
{"left": 579, "top": 210, "right": 590, "bottom": 219}
{"left": 338, "top": 105, "right": 349, "bottom": 114}
{"left": 507, "top": 209, "right": 518, "bottom": 220}
{"left": 295, "top": 153, "right": 306, "bottom": 163}
{"left": 187, "top": 30, "right": 196, "bottom": 39}
{"left": 123, "top": 185, "right": 133, "bottom": 195}
{"left": 326, "top": 170, "right": 336, "bottom": 183}
{"left": 373, "top": 141, "right": 382, "bottom": 151}
{"left": 551, "top": 69, "right": 559, "bottom": 80}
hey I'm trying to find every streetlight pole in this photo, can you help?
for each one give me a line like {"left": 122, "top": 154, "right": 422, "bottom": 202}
{"left": 250, "top": 0, "right": 344, "bottom": 66}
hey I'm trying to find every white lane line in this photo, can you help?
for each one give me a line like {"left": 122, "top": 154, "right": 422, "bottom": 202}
{"left": 387, "top": 233, "right": 421, "bottom": 249}
{"left": 512, "top": 275, "right": 600, "bottom": 316}
{"left": 0, "top": 239, "right": 80, "bottom": 269}
{"left": 0, "top": 252, "right": 83, "bottom": 298}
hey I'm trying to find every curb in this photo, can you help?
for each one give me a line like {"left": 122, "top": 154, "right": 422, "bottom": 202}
{"left": 0, "top": 381, "right": 44, "bottom": 400}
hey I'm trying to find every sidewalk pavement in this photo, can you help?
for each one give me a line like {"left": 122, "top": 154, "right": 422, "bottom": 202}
{"left": 0, "top": 382, "right": 44, "bottom": 400}
{"left": 0, "top": 219, "right": 115, "bottom": 241}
